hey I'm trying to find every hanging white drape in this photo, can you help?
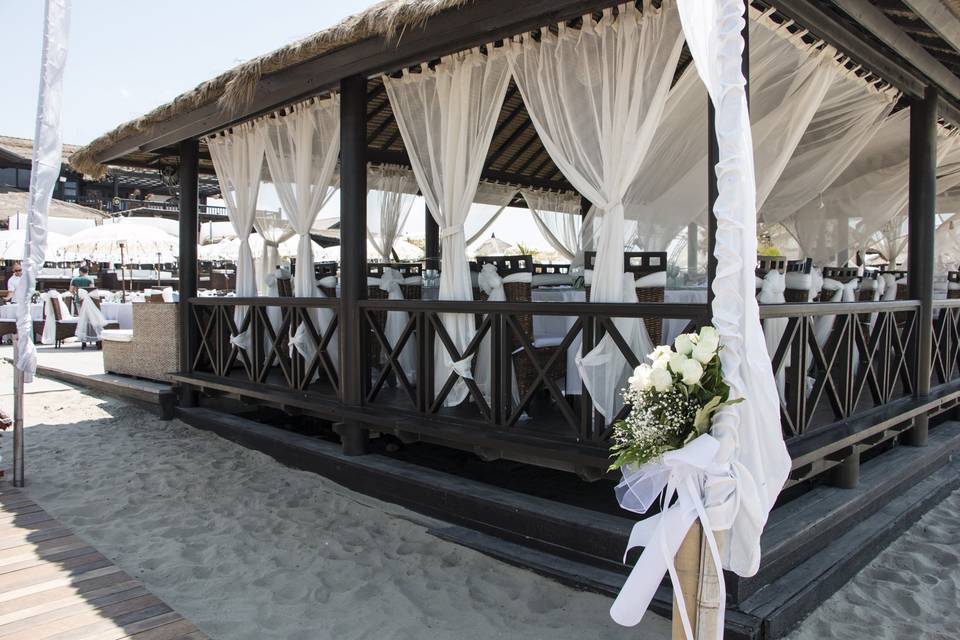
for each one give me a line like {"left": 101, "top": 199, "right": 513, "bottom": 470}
{"left": 253, "top": 210, "right": 295, "bottom": 297}
{"left": 678, "top": 0, "right": 791, "bottom": 585}
{"left": 521, "top": 189, "right": 583, "bottom": 263}
{"left": 207, "top": 122, "right": 265, "bottom": 353}
{"left": 16, "top": 0, "right": 71, "bottom": 382}
{"left": 509, "top": 0, "right": 684, "bottom": 420}
{"left": 260, "top": 96, "right": 340, "bottom": 367}
{"left": 384, "top": 47, "right": 512, "bottom": 407}
{"left": 367, "top": 164, "right": 418, "bottom": 261}
{"left": 464, "top": 182, "right": 519, "bottom": 245}
{"left": 74, "top": 289, "right": 107, "bottom": 343}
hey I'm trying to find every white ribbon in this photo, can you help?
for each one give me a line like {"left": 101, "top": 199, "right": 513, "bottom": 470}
{"left": 758, "top": 271, "right": 787, "bottom": 398}
{"left": 610, "top": 434, "right": 725, "bottom": 640}
{"left": 376, "top": 267, "right": 417, "bottom": 382}
{"left": 289, "top": 275, "right": 340, "bottom": 366}
{"left": 815, "top": 277, "right": 858, "bottom": 346}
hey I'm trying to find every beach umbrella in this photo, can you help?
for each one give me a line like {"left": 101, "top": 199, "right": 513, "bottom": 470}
{"left": 0, "top": 229, "right": 68, "bottom": 261}
{"left": 198, "top": 234, "right": 324, "bottom": 262}
{"left": 107, "top": 216, "right": 180, "bottom": 236}
{"left": 471, "top": 234, "right": 517, "bottom": 257}
{"left": 58, "top": 223, "right": 178, "bottom": 263}
{"left": 198, "top": 220, "right": 237, "bottom": 244}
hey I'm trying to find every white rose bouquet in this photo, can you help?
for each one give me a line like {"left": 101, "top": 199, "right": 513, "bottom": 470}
{"left": 608, "top": 325, "right": 741, "bottom": 470}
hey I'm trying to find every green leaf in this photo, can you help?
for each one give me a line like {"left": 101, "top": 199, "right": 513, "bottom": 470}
{"left": 693, "top": 395, "right": 723, "bottom": 433}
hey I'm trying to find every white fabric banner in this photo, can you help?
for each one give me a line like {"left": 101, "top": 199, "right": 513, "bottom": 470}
{"left": 207, "top": 122, "right": 265, "bottom": 353}
{"left": 509, "top": 0, "right": 684, "bottom": 420}
{"left": 384, "top": 47, "right": 512, "bottom": 407}
{"left": 16, "top": 0, "right": 71, "bottom": 382}
{"left": 260, "top": 97, "right": 341, "bottom": 367}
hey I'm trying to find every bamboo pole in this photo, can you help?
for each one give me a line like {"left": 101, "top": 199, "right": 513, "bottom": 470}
{"left": 672, "top": 521, "right": 702, "bottom": 639}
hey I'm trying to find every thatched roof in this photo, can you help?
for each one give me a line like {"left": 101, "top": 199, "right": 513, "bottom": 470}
{"left": 0, "top": 135, "right": 83, "bottom": 167}
{"left": 0, "top": 188, "right": 111, "bottom": 220}
{"left": 70, "top": 0, "right": 475, "bottom": 178}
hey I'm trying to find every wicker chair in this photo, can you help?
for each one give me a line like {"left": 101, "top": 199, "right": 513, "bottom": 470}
{"left": 583, "top": 251, "right": 667, "bottom": 345}
{"left": 532, "top": 263, "right": 573, "bottom": 288}
{"left": 881, "top": 268, "right": 909, "bottom": 299}
{"left": 756, "top": 255, "right": 787, "bottom": 297}
{"left": 784, "top": 258, "right": 815, "bottom": 302}
{"left": 277, "top": 276, "right": 293, "bottom": 298}
{"left": 949, "top": 271, "right": 960, "bottom": 299}
{"left": 820, "top": 266, "right": 860, "bottom": 301}
{"left": 367, "top": 262, "right": 423, "bottom": 368}
{"left": 858, "top": 271, "right": 881, "bottom": 302}
{"left": 475, "top": 255, "right": 565, "bottom": 399}
{"left": 315, "top": 262, "right": 339, "bottom": 298}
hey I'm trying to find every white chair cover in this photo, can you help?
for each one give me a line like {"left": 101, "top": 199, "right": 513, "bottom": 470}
{"left": 472, "top": 264, "right": 526, "bottom": 405}
{"left": 815, "top": 277, "right": 859, "bottom": 347}
{"left": 40, "top": 290, "right": 72, "bottom": 345}
{"left": 75, "top": 289, "right": 107, "bottom": 342}
{"left": 758, "top": 271, "right": 787, "bottom": 397}
{"left": 206, "top": 122, "right": 265, "bottom": 352}
{"left": 384, "top": 47, "right": 512, "bottom": 406}
{"left": 371, "top": 267, "right": 417, "bottom": 382}
{"left": 509, "top": 0, "right": 683, "bottom": 421}
{"left": 260, "top": 97, "right": 340, "bottom": 369}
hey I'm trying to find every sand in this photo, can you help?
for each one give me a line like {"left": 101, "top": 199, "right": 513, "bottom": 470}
{"left": 785, "top": 488, "right": 960, "bottom": 640}
{"left": 0, "top": 363, "right": 670, "bottom": 640}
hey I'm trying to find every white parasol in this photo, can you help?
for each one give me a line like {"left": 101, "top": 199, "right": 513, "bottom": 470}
{"left": 0, "top": 229, "right": 67, "bottom": 261}
{"left": 57, "top": 223, "right": 178, "bottom": 263}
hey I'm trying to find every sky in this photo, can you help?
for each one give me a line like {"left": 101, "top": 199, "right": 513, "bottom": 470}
{"left": 0, "top": 0, "right": 552, "bottom": 250}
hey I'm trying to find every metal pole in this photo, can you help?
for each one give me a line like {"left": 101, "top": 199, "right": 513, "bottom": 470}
{"left": 339, "top": 74, "right": 369, "bottom": 456}
{"left": 905, "top": 85, "right": 938, "bottom": 447}
{"left": 12, "top": 334, "right": 24, "bottom": 487}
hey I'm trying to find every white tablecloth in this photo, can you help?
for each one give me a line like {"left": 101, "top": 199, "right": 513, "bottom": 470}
{"left": 100, "top": 302, "right": 133, "bottom": 330}
{"left": 0, "top": 303, "right": 44, "bottom": 322}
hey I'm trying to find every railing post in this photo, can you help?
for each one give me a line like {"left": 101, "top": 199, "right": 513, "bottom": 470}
{"left": 178, "top": 139, "right": 199, "bottom": 408}
{"left": 339, "top": 74, "right": 369, "bottom": 455}
{"left": 905, "top": 85, "right": 938, "bottom": 447}
{"left": 425, "top": 205, "right": 440, "bottom": 273}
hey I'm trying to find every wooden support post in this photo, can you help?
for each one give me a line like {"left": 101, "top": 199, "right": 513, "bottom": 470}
{"left": 672, "top": 522, "right": 703, "bottom": 639}
{"left": 830, "top": 449, "right": 861, "bottom": 489}
{"left": 339, "top": 74, "right": 369, "bottom": 456}
{"left": 178, "top": 139, "right": 199, "bottom": 408}
{"left": 905, "top": 85, "right": 938, "bottom": 447}
{"left": 425, "top": 205, "right": 440, "bottom": 273}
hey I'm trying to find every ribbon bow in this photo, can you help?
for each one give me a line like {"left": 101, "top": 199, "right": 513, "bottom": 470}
{"left": 821, "top": 278, "right": 858, "bottom": 303}
{"left": 378, "top": 267, "right": 404, "bottom": 296}
{"left": 610, "top": 434, "right": 725, "bottom": 640}
{"left": 477, "top": 263, "right": 505, "bottom": 300}
{"left": 758, "top": 270, "right": 785, "bottom": 303}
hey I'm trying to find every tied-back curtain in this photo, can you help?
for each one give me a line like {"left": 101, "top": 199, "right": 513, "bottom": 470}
{"left": 367, "top": 164, "right": 418, "bottom": 261}
{"left": 260, "top": 96, "right": 340, "bottom": 366}
{"left": 207, "top": 122, "right": 265, "bottom": 353}
{"left": 521, "top": 189, "right": 583, "bottom": 263}
{"left": 465, "top": 182, "right": 519, "bottom": 245}
{"left": 384, "top": 47, "right": 512, "bottom": 407}
{"left": 508, "top": 0, "right": 684, "bottom": 420}
{"left": 253, "top": 210, "right": 295, "bottom": 297}
{"left": 678, "top": 0, "right": 791, "bottom": 585}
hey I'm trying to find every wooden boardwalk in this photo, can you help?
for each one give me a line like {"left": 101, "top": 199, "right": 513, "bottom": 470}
{"left": 0, "top": 487, "right": 208, "bottom": 640}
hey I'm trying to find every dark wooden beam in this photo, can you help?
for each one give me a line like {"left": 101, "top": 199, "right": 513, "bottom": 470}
{"left": 491, "top": 120, "right": 535, "bottom": 171}
{"left": 367, "top": 112, "right": 396, "bottom": 147}
{"left": 905, "top": 84, "right": 938, "bottom": 447}
{"left": 899, "top": 0, "right": 960, "bottom": 61}
{"left": 513, "top": 147, "right": 550, "bottom": 177}
{"left": 90, "top": 0, "right": 626, "bottom": 165}
{"left": 177, "top": 139, "right": 199, "bottom": 407}
{"left": 339, "top": 74, "right": 370, "bottom": 455}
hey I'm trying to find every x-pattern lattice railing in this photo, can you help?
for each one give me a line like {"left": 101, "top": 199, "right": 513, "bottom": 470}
{"left": 190, "top": 298, "right": 340, "bottom": 395}
{"left": 931, "top": 301, "right": 960, "bottom": 387}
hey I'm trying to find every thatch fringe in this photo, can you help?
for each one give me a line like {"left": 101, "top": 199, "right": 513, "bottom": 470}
{"left": 70, "top": 0, "right": 475, "bottom": 178}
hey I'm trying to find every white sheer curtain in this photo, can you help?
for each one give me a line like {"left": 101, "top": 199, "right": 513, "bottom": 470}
{"left": 367, "top": 164, "right": 418, "bottom": 261}
{"left": 260, "top": 96, "right": 340, "bottom": 366}
{"left": 465, "top": 182, "right": 519, "bottom": 245}
{"left": 253, "top": 210, "right": 295, "bottom": 296}
{"left": 384, "top": 47, "right": 511, "bottom": 407}
{"left": 207, "top": 122, "right": 265, "bottom": 352}
{"left": 521, "top": 189, "right": 583, "bottom": 263}
{"left": 509, "top": 0, "right": 684, "bottom": 420}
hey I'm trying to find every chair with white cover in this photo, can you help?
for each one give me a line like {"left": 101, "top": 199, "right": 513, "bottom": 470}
{"left": 75, "top": 289, "right": 119, "bottom": 350}
{"left": 40, "top": 290, "right": 77, "bottom": 348}
{"left": 948, "top": 271, "right": 960, "bottom": 299}
{"left": 584, "top": 251, "right": 667, "bottom": 345}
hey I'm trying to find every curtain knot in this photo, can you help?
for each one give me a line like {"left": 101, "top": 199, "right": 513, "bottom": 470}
{"left": 439, "top": 224, "right": 464, "bottom": 240}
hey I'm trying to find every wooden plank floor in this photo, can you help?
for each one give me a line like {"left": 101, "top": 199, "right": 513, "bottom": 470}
{"left": 0, "top": 487, "right": 209, "bottom": 640}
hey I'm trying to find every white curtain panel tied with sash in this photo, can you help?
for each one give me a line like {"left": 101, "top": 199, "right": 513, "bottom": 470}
{"left": 611, "top": 1, "right": 792, "bottom": 636}
{"left": 521, "top": 189, "right": 584, "bottom": 263}
{"left": 260, "top": 96, "right": 341, "bottom": 368}
{"left": 207, "top": 122, "right": 265, "bottom": 353}
{"left": 74, "top": 289, "right": 109, "bottom": 342}
{"left": 370, "top": 267, "right": 417, "bottom": 381}
{"left": 367, "top": 165, "right": 418, "bottom": 261}
{"left": 384, "top": 47, "right": 512, "bottom": 407}
{"left": 508, "top": 0, "right": 684, "bottom": 421}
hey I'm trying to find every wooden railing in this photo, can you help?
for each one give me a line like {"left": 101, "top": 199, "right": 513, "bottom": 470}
{"left": 182, "top": 296, "right": 956, "bottom": 479}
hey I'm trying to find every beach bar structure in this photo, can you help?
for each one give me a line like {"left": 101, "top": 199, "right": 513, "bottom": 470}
{"left": 71, "top": 0, "right": 960, "bottom": 636}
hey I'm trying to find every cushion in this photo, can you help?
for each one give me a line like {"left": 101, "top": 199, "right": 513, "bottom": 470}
{"left": 101, "top": 329, "right": 133, "bottom": 343}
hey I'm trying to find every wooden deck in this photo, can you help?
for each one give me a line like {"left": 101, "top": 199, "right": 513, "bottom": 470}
{"left": 0, "top": 487, "right": 208, "bottom": 640}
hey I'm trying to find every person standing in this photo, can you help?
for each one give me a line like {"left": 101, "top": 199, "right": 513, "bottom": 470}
{"left": 4, "top": 263, "right": 22, "bottom": 302}
{"left": 69, "top": 265, "right": 94, "bottom": 295}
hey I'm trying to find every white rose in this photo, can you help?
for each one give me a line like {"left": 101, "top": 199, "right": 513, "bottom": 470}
{"left": 692, "top": 342, "right": 715, "bottom": 365}
{"left": 648, "top": 345, "right": 672, "bottom": 363}
{"left": 669, "top": 352, "right": 687, "bottom": 373}
{"left": 674, "top": 334, "right": 694, "bottom": 356}
{"left": 680, "top": 358, "right": 704, "bottom": 386}
{"left": 698, "top": 326, "right": 720, "bottom": 353}
{"left": 650, "top": 367, "right": 673, "bottom": 393}
{"left": 628, "top": 364, "right": 652, "bottom": 391}
{"left": 651, "top": 355, "right": 670, "bottom": 370}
